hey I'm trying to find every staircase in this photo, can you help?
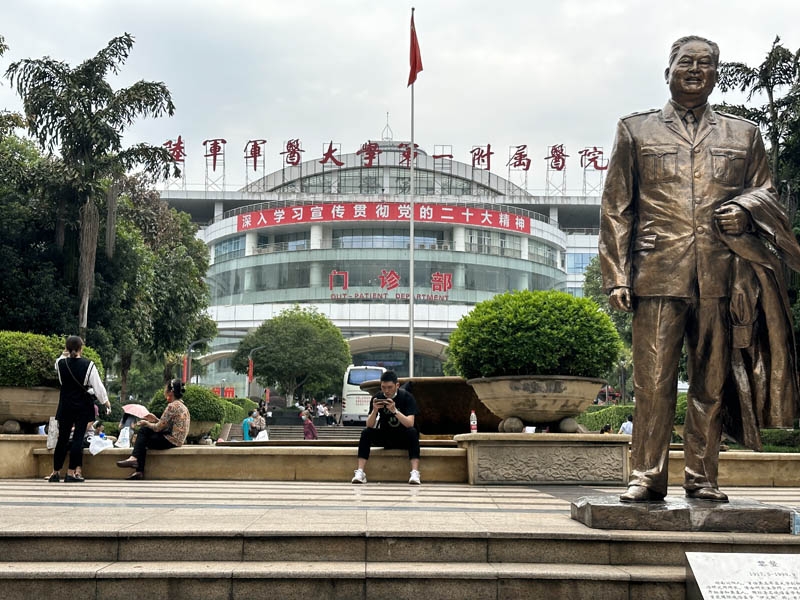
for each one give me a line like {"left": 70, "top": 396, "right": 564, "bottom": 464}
{"left": 1, "top": 480, "right": 799, "bottom": 599}
{"left": 266, "top": 424, "right": 364, "bottom": 441}
{"left": 220, "top": 423, "right": 364, "bottom": 442}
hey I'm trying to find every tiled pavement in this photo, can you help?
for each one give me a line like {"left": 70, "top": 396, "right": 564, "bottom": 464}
{"left": 0, "top": 479, "right": 798, "bottom": 535}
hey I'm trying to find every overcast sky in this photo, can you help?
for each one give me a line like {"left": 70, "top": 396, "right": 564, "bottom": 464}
{"left": 1, "top": 0, "right": 798, "bottom": 192}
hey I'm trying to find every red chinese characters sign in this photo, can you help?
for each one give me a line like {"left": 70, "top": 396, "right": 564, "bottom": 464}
{"left": 203, "top": 138, "right": 226, "bottom": 171}
{"left": 237, "top": 202, "right": 530, "bottom": 234}
{"left": 328, "top": 269, "right": 454, "bottom": 302}
{"left": 164, "top": 136, "right": 186, "bottom": 163}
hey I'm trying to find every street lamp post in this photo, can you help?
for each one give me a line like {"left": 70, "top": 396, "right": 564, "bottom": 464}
{"left": 184, "top": 338, "right": 211, "bottom": 384}
{"left": 247, "top": 345, "right": 268, "bottom": 397}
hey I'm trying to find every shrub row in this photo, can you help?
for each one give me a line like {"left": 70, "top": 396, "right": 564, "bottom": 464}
{"left": 0, "top": 331, "right": 104, "bottom": 387}
{"left": 574, "top": 404, "right": 634, "bottom": 432}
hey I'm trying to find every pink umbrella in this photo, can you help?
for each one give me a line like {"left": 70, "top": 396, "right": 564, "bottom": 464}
{"left": 122, "top": 404, "right": 152, "bottom": 419}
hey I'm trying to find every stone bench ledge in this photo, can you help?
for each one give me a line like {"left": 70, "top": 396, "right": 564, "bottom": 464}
{"left": 32, "top": 444, "right": 467, "bottom": 482}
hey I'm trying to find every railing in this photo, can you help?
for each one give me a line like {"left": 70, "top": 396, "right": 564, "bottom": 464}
{"left": 212, "top": 240, "right": 560, "bottom": 265}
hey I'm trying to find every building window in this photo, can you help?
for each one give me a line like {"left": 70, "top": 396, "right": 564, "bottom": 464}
{"left": 566, "top": 253, "right": 597, "bottom": 274}
{"left": 333, "top": 228, "right": 442, "bottom": 249}
{"left": 214, "top": 235, "right": 244, "bottom": 261}
{"left": 274, "top": 231, "right": 310, "bottom": 251}
{"left": 528, "top": 240, "right": 557, "bottom": 267}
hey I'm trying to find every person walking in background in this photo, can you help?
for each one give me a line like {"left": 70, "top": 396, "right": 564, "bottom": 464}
{"left": 302, "top": 410, "right": 318, "bottom": 440}
{"left": 47, "top": 335, "right": 110, "bottom": 483}
{"left": 242, "top": 410, "right": 257, "bottom": 441}
{"left": 351, "top": 370, "right": 421, "bottom": 485}
{"left": 115, "top": 379, "right": 190, "bottom": 480}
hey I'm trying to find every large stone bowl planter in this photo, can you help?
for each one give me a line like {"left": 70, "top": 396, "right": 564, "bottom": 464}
{"left": 187, "top": 420, "right": 216, "bottom": 442}
{"left": 0, "top": 386, "right": 60, "bottom": 430}
{"left": 466, "top": 375, "right": 605, "bottom": 430}
{"left": 360, "top": 376, "right": 501, "bottom": 435}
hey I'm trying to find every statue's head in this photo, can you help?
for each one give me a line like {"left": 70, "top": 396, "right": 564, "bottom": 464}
{"left": 665, "top": 36, "right": 719, "bottom": 107}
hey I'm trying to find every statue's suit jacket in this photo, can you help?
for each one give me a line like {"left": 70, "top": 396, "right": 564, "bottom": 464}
{"left": 599, "top": 101, "right": 775, "bottom": 299}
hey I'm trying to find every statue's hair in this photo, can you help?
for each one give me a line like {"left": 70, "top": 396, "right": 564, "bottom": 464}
{"left": 668, "top": 35, "right": 720, "bottom": 67}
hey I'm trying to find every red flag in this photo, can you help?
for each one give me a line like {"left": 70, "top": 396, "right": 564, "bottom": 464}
{"left": 182, "top": 355, "right": 188, "bottom": 384}
{"left": 408, "top": 10, "right": 423, "bottom": 86}
{"left": 248, "top": 358, "right": 254, "bottom": 383}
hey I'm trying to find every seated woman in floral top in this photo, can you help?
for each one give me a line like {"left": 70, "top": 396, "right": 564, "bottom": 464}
{"left": 116, "top": 379, "right": 190, "bottom": 480}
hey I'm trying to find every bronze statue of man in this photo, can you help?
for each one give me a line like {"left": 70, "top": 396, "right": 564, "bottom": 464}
{"left": 600, "top": 35, "right": 800, "bottom": 503}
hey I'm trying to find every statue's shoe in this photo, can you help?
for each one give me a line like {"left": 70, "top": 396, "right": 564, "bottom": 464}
{"left": 619, "top": 485, "right": 666, "bottom": 502}
{"left": 685, "top": 487, "right": 728, "bottom": 502}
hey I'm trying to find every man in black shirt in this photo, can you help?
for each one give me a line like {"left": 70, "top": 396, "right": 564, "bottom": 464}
{"left": 351, "top": 370, "right": 421, "bottom": 485}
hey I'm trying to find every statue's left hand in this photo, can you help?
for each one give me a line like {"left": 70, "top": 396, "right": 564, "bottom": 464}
{"left": 715, "top": 205, "right": 750, "bottom": 235}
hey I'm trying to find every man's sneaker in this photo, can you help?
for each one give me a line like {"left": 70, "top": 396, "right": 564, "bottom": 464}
{"left": 409, "top": 469, "right": 421, "bottom": 485}
{"left": 351, "top": 469, "right": 367, "bottom": 484}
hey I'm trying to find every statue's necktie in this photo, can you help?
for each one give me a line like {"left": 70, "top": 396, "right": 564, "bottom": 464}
{"left": 684, "top": 110, "right": 698, "bottom": 140}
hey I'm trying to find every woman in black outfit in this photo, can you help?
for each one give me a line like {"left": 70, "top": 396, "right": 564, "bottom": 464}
{"left": 46, "top": 335, "right": 110, "bottom": 482}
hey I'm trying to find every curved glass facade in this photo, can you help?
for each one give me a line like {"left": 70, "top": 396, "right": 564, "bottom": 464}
{"left": 193, "top": 142, "right": 572, "bottom": 389}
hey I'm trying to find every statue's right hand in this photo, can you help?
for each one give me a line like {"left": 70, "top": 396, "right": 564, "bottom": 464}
{"left": 608, "top": 287, "right": 633, "bottom": 312}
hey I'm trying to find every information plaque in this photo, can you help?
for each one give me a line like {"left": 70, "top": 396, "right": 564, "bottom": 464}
{"left": 686, "top": 552, "right": 800, "bottom": 599}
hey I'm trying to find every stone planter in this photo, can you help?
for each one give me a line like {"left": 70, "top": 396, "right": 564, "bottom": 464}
{"left": 466, "top": 375, "right": 605, "bottom": 429}
{"left": 0, "top": 386, "right": 60, "bottom": 427}
{"left": 187, "top": 420, "right": 216, "bottom": 441}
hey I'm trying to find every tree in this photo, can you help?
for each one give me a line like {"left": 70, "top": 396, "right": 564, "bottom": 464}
{"left": 582, "top": 256, "right": 632, "bottom": 346}
{"left": 5, "top": 33, "right": 179, "bottom": 336}
{"left": 94, "top": 174, "right": 215, "bottom": 394}
{"left": 232, "top": 306, "right": 352, "bottom": 406}
{"left": 0, "top": 34, "right": 24, "bottom": 138}
{"left": 716, "top": 36, "right": 800, "bottom": 187}
{"left": 0, "top": 135, "right": 74, "bottom": 334}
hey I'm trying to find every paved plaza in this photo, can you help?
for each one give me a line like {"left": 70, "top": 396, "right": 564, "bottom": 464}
{"left": 2, "top": 479, "right": 799, "bottom": 533}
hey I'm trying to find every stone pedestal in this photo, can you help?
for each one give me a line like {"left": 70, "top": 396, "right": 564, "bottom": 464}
{"left": 453, "top": 433, "right": 629, "bottom": 485}
{"left": 571, "top": 495, "right": 794, "bottom": 533}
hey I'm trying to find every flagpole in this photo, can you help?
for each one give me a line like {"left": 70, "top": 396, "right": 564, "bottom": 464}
{"left": 407, "top": 6, "right": 421, "bottom": 378}
{"left": 409, "top": 75, "right": 416, "bottom": 378}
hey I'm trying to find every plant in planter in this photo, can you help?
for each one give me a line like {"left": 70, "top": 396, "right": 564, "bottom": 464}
{"left": 447, "top": 290, "right": 622, "bottom": 431}
{"left": 0, "top": 331, "right": 104, "bottom": 431}
{"left": 149, "top": 385, "right": 225, "bottom": 442}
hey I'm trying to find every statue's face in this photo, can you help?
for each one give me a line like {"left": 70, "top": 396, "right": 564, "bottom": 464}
{"left": 666, "top": 40, "right": 717, "bottom": 107}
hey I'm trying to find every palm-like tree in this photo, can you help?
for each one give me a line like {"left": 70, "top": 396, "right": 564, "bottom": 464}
{"left": 5, "top": 33, "right": 179, "bottom": 335}
{"left": 716, "top": 36, "right": 800, "bottom": 182}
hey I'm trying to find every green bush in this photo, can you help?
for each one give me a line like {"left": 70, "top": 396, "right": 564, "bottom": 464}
{"left": 760, "top": 429, "right": 800, "bottom": 448}
{"left": 148, "top": 385, "right": 225, "bottom": 422}
{"left": 575, "top": 404, "right": 634, "bottom": 432}
{"left": 219, "top": 399, "right": 248, "bottom": 426}
{"left": 0, "top": 331, "right": 104, "bottom": 387}
{"left": 227, "top": 397, "right": 258, "bottom": 415}
{"left": 674, "top": 393, "right": 687, "bottom": 425}
{"left": 447, "top": 291, "right": 621, "bottom": 380}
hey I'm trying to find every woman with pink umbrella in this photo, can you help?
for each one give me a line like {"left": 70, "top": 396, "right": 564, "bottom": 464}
{"left": 115, "top": 379, "right": 190, "bottom": 480}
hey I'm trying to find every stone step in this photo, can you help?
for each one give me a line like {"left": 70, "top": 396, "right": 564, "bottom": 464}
{"left": 0, "top": 560, "right": 686, "bottom": 600}
{"left": 3, "top": 529, "right": 799, "bottom": 567}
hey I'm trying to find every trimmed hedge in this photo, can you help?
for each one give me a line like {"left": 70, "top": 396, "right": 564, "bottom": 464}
{"left": 219, "top": 399, "right": 248, "bottom": 426}
{"left": 575, "top": 404, "right": 634, "bottom": 432}
{"left": 447, "top": 290, "right": 621, "bottom": 379}
{"left": 148, "top": 385, "right": 225, "bottom": 422}
{"left": 0, "top": 331, "right": 104, "bottom": 387}
{"left": 226, "top": 397, "right": 258, "bottom": 415}
{"left": 760, "top": 429, "right": 800, "bottom": 448}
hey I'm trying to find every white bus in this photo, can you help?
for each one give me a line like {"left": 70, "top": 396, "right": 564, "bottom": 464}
{"left": 341, "top": 365, "right": 386, "bottom": 426}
